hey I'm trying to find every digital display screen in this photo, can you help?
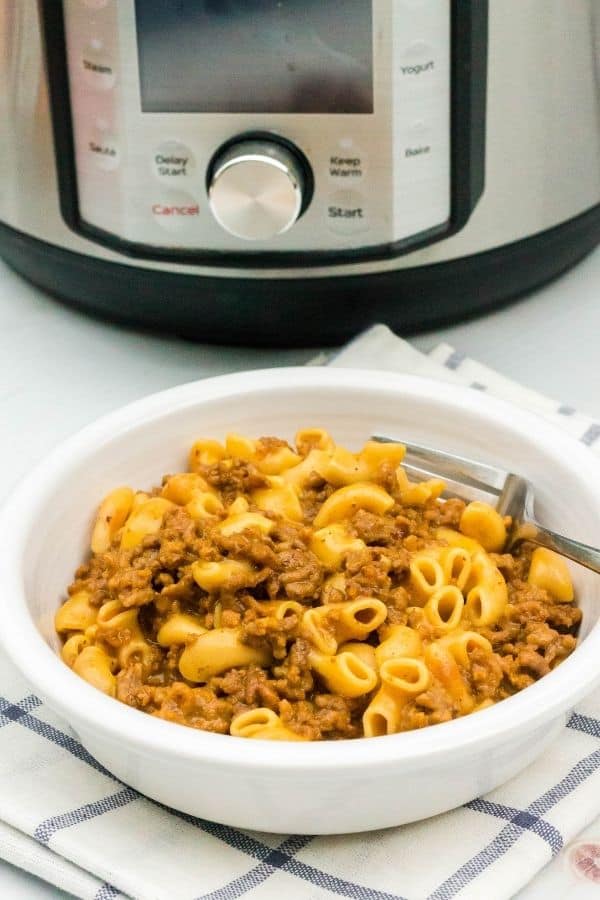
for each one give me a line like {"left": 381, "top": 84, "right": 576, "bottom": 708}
{"left": 135, "top": 1, "right": 373, "bottom": 114}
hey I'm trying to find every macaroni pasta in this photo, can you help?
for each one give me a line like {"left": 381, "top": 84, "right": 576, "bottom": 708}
{"left": 56, "top": 430, "right": 581, "bottom": 741}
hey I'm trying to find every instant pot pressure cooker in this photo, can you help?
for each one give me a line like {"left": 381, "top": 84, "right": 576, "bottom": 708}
{"left": 1, "top": 1, "right": 599, "bottom": 345}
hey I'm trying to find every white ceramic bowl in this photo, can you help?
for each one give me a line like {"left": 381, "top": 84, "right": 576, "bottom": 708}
{"left": 1, "top": 368, "right": 600, "bottom": 835}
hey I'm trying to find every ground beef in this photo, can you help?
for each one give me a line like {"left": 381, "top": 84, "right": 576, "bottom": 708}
{"left": 241, "top": 606, "right": 300, "bottom": 659}
{"left": 216, "top": 530, "right": 279, "bottom": 569}
{"left": 106, "top": 566, "right": 157, "bottom": 609}
{"left": 60, "top": 435, "right": 582, "bottom": 741}
{"left": 116, "top": 663, "right": 153, "bottom": 708}
{"left": 202, "top": 458, "right": 268, "bottom": 499}
{"left": 399, "top": 684, "right": 457, "bottom": 730}
{"left": 467, "top": 646, "right": 503, "bottom": 700}
{"left": 272, "top": 546, "right": 323, "bottom": 600}
{"left": 545, "top": 603, "right": 582, "bottom": 632}
{"left": 151, "top": 683, "right": 234, "bottom": 734}
{"left": 271, "top": 639, "right": 314, "bottom": 700}
{"left": 281, "top": 694, "right": 366, "bottom": 740}
{"left": 270, "top": 519, "right": 311, "bottom": 547}
{"left": 301, "top": 482, "right": 336, "bottom": 522}
{"left": 158, "top": 571, "right": 205, "bottom": 612}
{"left": 350, "top": 509, "right": 406, "bottom": 545}
{"left": 210, "top": 666, "right": 281, "bottom": 711}
{"left": 344, "top": 546, "right": 409, "bottom": 601}
{"left": 424, "top": 497, "right": 466, "bottom": 529}
{"left": 486, "top": 572, "right": 581, "bottom": 696}
{"left": 255, "top": 436, "right": 293, "bottom": 458}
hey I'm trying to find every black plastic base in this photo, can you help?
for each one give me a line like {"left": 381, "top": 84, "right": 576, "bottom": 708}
{"left": 1, "top": 204, "right": 599, "bottom": 347}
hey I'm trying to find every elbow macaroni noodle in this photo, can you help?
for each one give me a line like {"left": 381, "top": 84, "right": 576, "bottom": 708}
{"left": 179, "top": 628, "right": 272, "bottom": 682}
{"left": 230, "top": 708, "right": 306, "bottom": 741}
{"left": 528, "top": 546, "right": 575, "bottom": 602}
{"left": 56, "top": 429, "right": 580, "bottom": 741}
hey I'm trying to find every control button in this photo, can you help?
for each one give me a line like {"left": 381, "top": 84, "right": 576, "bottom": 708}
{"left": 399, "top": 41, "right": 438, "bottom": 89}
{"left": 328, "top": 138, "right": 367, "bottom": 184}
{"left": 87, "top": 130, "right": 119, "bottom": 171}
{"left": 208, "top": 139, "right": 307, "bottom": 240}
{"left": 397, "top": 105, "right": 449, "bottom": 183}
{"left": 399, "top": 119, "right": 435, "bottom": 173}
{"left": 403, "top": 117, "right": 431, "bottom": 139}
{"left": 82, "top": 41, "right": 116, "bottom": 90}
{"left": 151, "top": 190, "right": 200, "bottom": 232}
{"left": 326, "top": 190, "right": 369, "bottom": 235}
{"left": 152, "top": 141, "right": 196, "bottom": 184}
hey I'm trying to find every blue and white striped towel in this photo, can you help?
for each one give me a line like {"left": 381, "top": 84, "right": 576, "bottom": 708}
{"left": 1, "top": 324, "right": 600, "bottom": 900}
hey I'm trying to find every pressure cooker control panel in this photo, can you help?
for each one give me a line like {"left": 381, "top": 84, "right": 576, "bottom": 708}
{"left": 51, "top": 0, "right": 486, "bottom": 262}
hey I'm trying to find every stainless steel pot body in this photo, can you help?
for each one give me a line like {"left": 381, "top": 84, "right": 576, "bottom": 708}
{"left": 0, "top": 1, "right": 599, "bottom": 345}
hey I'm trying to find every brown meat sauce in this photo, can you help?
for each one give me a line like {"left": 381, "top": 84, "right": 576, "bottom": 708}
{"left": 65, "top": 444, "right": 581, "bottom": 740}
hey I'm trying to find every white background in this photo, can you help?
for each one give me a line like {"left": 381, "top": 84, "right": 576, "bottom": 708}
{"left": 1, "top": 246, "right": 600, "bottom": 897}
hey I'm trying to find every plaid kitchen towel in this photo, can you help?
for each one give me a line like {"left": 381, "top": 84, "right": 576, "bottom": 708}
{"left": 1, "top": 324, "right": 600, "bottom": 900}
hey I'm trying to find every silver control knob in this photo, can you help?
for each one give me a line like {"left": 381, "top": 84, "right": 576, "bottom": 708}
{"left": 208, "top": 140, "right": 306, "bottom": 241}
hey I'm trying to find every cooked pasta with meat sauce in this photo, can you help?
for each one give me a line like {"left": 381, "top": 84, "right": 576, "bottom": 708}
{"left": 56, "top": 430, "right": 581, "bottom": 741}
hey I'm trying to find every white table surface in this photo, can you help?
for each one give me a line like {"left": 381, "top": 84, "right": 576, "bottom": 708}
{"left": 2, "top": 246, "right": 600, "bottom": 898}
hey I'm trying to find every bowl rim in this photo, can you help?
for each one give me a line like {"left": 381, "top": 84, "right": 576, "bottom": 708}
{"left": 1, "top": 366, "right": 600, "bottom": 771}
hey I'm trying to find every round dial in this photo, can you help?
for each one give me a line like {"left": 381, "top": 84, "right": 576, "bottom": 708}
{"left": 207, "top": 139, "right": 307, "bottom": 241}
